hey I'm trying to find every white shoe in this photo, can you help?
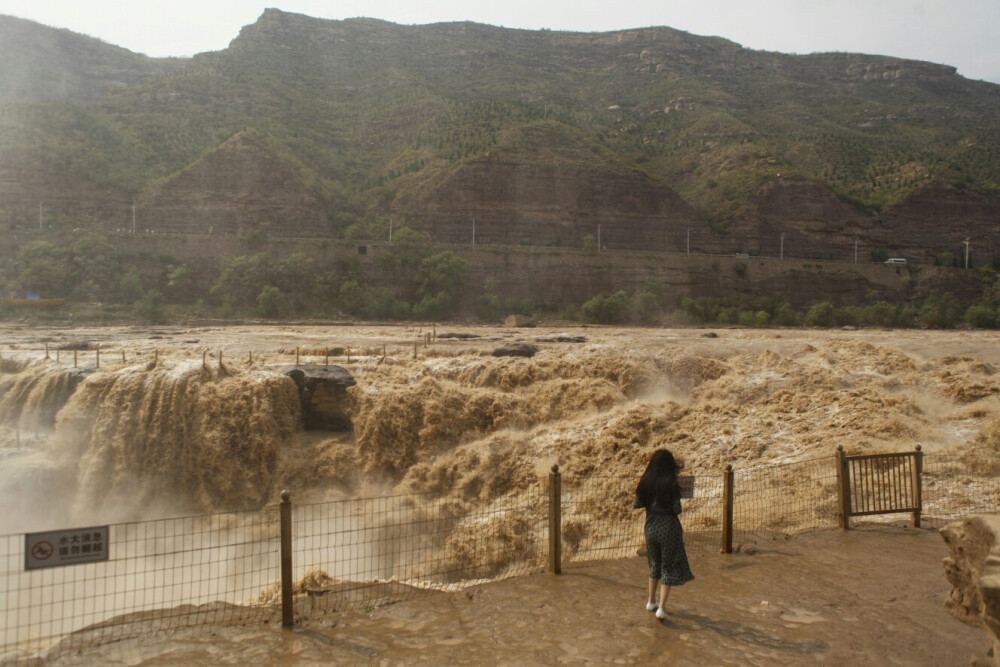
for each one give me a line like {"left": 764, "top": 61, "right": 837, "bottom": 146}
{"left": 655, "top": 608, "right": 668, "bottom": 620}
{"left": 645, "top": 602, "right": 657, "bottom": 612}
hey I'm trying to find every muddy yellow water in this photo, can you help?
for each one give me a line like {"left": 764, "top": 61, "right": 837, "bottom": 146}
{"left": 1, "top": 324, "right": 996, "bottom": 663}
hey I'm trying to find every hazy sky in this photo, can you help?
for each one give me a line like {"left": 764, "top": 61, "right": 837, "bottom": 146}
{"left": 1, "top": 0, "right": 998, "bottom": 83}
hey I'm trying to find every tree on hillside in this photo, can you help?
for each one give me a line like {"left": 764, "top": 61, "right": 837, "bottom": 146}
{"left": 211, "top": 253, "right": 279, "bottom": 310}
{"left": 14, "top": 241, "right": 72, "bottom": 295}
{"left": 414, "top": 251, "right": 466, "bottom": 319}
{"left": 377, "top": 227, "right": 432, "bottom": 301}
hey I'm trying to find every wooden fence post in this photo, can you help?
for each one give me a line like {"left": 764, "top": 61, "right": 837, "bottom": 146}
{"left": 912, "top": 445, "right": 923, "bottom": 528}
{"left": 836, "top": 445, "right": 851, "bottom": 530}
{"left": 722, "top": 464, "right": 734, "bottom": 554}
{"left": 280, "top": 490, "right": 294, "bottom": 629}
{"left": 549, "top": 464, "right": 562, "bottom": 574}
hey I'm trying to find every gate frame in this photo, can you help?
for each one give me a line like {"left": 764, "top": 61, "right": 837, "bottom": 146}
{"left": 836, "top": 445, "right": 923, "bottom": 530}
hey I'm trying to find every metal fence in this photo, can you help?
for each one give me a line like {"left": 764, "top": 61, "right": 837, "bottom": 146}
{"left": 0, "top": 449, "right": 995, "bottom": 661}
{"left": 922, "top": 450, "right": 1000, "bottom": 529}
{"left": 728, "top": 456, "right": 840, "bottom": 552}
{"left": 1, "top": 508, "right": 281, "bottom": 662}
{"left": 294, "top": 488, "right": 548, "bottom": 617}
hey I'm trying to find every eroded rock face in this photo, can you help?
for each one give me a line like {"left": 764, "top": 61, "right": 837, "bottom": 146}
{"left": 140, "top": 133, "right": 331, "bottom": 238}
{"left": 941, "top": 514, "right": 1000, "bottom": 665}
{"left": 283, "top": 365, "right": 356, "bottom": 431}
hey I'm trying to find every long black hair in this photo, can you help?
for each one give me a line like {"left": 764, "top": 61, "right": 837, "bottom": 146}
{"left": 635, "top": 449, "right": 682, "bottom": 511}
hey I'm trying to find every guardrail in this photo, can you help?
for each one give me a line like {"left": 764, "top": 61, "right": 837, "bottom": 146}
{"left": 0, "top": 448, "right": 995, "bottom": 661}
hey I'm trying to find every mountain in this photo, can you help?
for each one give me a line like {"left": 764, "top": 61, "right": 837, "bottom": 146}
{"left": 1, "top": 9, "right": 999, "bottom": 263}
{"left": 0, "top": 14, "right": 185, "bottom": 105}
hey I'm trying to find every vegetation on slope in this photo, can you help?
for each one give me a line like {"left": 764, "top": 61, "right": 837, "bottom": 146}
{"left": 1, "top": 10, "right": 998, "bottom": 237}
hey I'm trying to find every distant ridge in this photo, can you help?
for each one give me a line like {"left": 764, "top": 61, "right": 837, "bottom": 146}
{"left": 0, "top": 9, "right": 998, "bottom": 263}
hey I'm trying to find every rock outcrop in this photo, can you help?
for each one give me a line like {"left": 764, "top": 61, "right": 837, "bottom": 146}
{"left": 941, "top": 514, "right": 1000, "bottom": 665}
{"left": 283, "top": 365, "right": 356, "bottom": 430}
{"left": 491, "top": 343, "right": 539, "bottom": 358}
{"left": 406, "top": 159, "right": 702, "bottom": 252}
{"left": 138, "top": 133, "right": 331, "bottom": 238}
{"left": 882, "top": 185, "right": 1000, "bottom": 265}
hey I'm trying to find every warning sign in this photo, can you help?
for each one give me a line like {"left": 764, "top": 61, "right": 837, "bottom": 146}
{"left": 25, "top": 526, "right": 109, "bottom": 570}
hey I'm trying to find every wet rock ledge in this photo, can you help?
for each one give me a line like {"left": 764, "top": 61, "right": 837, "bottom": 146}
{"left": 283, "top": 365, "right": 356, "bottom": 431}
{"left": 941, "top": 514, "right": 1000, "bottom": 665}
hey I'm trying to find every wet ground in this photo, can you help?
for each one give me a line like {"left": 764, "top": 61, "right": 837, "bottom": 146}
{"left": 52, "top": 525, "right": 986, "bottom": 665}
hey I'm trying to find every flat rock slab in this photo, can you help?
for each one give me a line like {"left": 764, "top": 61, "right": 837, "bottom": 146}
{"left": 491, "top": 343, "right": 539, "bottom": 358}
{"left": 282, "top": 365, "right": 356, "bottom": 389}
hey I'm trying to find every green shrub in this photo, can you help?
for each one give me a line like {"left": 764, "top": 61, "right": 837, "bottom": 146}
{"left": 804, "top": 302, "right": 835, "bottom": 327}
{"left": 966, "top": 305, "right": 997, "bottom": 328}
{"left": 581, "top": 291, "right": 629, "bottom": 324}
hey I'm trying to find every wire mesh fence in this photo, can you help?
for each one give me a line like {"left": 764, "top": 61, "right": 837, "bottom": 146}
{"left": 294, "top": 487, "right": 548, "bottom": 618}
{"left": 730, "top": 456, "right": 841, "bottom": 551}
{"left": 561, "top": 472, "right": 724, "bottom": 563}
{"left": 921, "top": 450, "right": 1000, "bottom": 529}
{"left": 0, "top": 449, "right": 996, "bottom": 659}
{"left": 0, "top": 508, "right": 280, "bottom": 662}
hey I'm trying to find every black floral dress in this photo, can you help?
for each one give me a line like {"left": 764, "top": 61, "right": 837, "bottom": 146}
{"left": 638, "top": 496, "right": 695, "bottom": 586}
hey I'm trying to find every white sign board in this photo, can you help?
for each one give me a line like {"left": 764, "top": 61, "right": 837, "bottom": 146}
{"left": 25, "top": 526, "right": 109, "bottom": 570}
{"left": 679, "top": 476, "right": 695, "bottom": 499}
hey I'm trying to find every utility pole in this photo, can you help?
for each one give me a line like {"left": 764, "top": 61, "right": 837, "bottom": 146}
{"left": 780, "top": 233, "right": 785, "bottom": 260}
{"left": 964, "top": 238, "right": 971, "bottom": 268}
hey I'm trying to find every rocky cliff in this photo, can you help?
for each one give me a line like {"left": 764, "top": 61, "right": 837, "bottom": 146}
{"left": 407, "top": 158, "right": 701, "bottom": 250}
{"left": 942, "top": 514, "right": 1000, "bottom": 666}
{"left": 137, "top": 133, "right": 331, "bottom": 237}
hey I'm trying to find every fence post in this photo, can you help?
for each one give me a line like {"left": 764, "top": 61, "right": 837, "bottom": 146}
{"left": 836, "top": 446, "right": 851, "bottom": 530}
{"left": 548, "top": 464, "right": 562, "bottom": 574}
{"left": 912, "top": 445, "right": 923, "bottom": 528}
{"left": 722, "top": 464, "right": 734, "bottom": 554}
{"left": 280, "top": 490, "right": 294, "bottom": 629}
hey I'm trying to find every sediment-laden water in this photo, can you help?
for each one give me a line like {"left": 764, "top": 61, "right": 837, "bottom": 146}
{"left": 1, "top": 324, "right": 998, "bottom": 535}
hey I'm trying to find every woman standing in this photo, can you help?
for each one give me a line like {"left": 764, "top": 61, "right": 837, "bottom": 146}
{"left": 634, "top": 449, "right": 694, "bottom": 620}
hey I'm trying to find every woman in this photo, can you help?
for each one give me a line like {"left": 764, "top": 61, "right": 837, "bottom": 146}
{"left": 634, "top": 449, "right": 694, "bottom": 620}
